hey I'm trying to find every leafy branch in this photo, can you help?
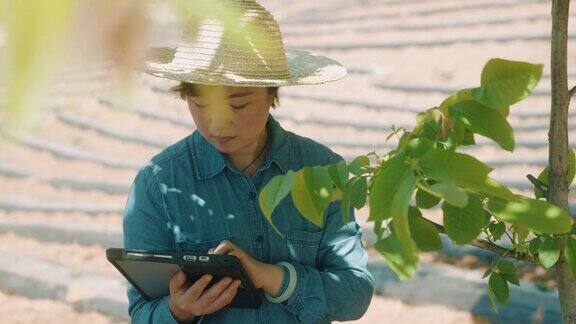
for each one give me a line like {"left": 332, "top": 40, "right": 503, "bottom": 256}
{"left": 258, "top": 58, "right": 576, "bottom": 311}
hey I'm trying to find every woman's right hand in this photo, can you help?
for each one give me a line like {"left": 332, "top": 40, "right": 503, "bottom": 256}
{"left": 168, "top": 270, "right": 242, "bottom": 321}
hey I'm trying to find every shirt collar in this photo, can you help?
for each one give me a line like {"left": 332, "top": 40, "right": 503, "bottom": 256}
{"left": 191, "top": 114, "right": 291, "bottom": 180}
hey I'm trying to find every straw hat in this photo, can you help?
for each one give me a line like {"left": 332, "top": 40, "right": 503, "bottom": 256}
{"left": 141, "top": 0, "right": 347, "bottom": 86}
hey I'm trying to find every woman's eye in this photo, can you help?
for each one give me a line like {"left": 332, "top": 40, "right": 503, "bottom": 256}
{"left": 231, "top": 103, "right": 249, "bottom": 109}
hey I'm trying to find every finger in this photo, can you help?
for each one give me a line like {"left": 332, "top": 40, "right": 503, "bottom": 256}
{"left": 183, "top": 274, "right": 213, "bottom": 302}
{"left": 203, "top": 279, "right": 241, "bottom": 314}
{"left": 195, "top": 277, "right": 234, "bottom": 308}
{"left": 228, "top": 250, "right": 240, "bottom": 258}
{"left": 169, "top": 270, "right": 187, "bottom": 295}
{"left": 212, "top": 240, "right": 235, "bottom": 255}
{"left": 207, "top": 247, "right": 215, "bottom": 254}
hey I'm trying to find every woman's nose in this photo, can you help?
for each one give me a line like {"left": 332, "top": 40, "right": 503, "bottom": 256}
{"left": 207, "top": 106, "right": 234, "bottom": 135}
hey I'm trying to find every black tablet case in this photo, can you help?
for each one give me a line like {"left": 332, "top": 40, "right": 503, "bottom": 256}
{"left": 106, "top": 248, "right": 263, "bottom": 309}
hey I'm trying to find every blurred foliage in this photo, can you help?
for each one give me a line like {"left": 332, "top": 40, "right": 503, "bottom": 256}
{"left": 0, "top": 0, "right": 267, "bottom": 135}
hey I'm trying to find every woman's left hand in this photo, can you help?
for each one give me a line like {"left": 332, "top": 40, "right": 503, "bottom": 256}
{"left": 208, "top": 240, "right": 284, "bottom": 295}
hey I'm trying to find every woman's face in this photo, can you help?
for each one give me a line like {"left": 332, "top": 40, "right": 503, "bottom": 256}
{"left": 186, "top": 85, "right": 272, "bottom": 154}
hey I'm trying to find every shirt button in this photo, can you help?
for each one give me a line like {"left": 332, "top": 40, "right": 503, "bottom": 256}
{"left": 249, "top": 191, "right": 257, "bottom": 200}
{"left": 256, "top": 234, "right": 264, "bottom": 243}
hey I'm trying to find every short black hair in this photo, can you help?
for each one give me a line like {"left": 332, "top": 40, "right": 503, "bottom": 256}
{"left": 170, "top": 82, "right": 280, "bottom": 109}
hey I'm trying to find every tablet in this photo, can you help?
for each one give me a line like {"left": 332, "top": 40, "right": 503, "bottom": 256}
{"left": 106, "top": 248, "right": 263, "bottom": 309}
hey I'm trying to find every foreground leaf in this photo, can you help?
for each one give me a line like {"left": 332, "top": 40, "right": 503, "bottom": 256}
{"left": 488, "top": 197, "right": 572, "bottom": 235}
{"left": 534, "top": 148, "right": 575, "bottom": 199}
{"left": 442, "top": 195, "right": 485, "bottom": 245}
{"left": 291, "top": 166, "right": 334, "bottom": 228}
{"left": 258, "top": 171, "right": 294, "bottom": 236}
{"left": 415, "top": 187, "right": 441, "bottom": 209}
{"left": 369, "top": 157, "right": 413, "bottom": 221}
{"left": 565, "top": 237, "right": 576, "bottom": 278}
{"left": 408, "top": 207, "right": 442, "bottom": 252}
{"left": 419, "top": 148, "right": 516, "bottom": 201}
{"left": 374, "top": 232, "right": 418, "bottom": 280}
{"left": 449, "top": 100, "right": 515, "bottom": 151}
{"left": 538, "top": 237, "right": 561, "bottom": 269}
{"left": 427, "top": 182, "right": 469, "bottom": 208}
{"left": 472, "top": 58, "right": 543, "bottom": 109}
{"left": 489, "top": 272, "right": 510, "bottom": 305}
{"left": 390, "top": 168, "right": 419, "bottom": 259}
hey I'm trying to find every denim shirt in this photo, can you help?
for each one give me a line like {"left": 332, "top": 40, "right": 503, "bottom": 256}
{"left": 122, "top": 114, "right": 374, "bottom": 323}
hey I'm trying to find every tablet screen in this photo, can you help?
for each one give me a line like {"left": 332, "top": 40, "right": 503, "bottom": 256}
{"left": 117, "top": 259, "right": 180, "bottom": 299}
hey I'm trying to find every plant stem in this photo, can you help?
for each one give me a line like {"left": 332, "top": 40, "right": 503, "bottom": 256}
{"left": 423, "top": 218, "right": 536, "bottom": 263}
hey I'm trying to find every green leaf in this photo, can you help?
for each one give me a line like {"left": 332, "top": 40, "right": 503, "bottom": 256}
{"left": 501, "top": 272, "right": 520, "bottom": 286}
{"left": 442, "top": 195, "right": 485, "bottom": 245}
{"left": 258, "top": 171, "right": 294, "bottom": 236}
{"left": 291, "top": 166, "right": 334, "bottom": 228}
{"left": 408, "top": 206, "right": 442, "bottom": 252}
{"left": 419, "top": 148, "right": 516, "bottom": 201}
{"left": 328, "top": 160, "right": 349, "bottom": 191}
{"left": 497, "top": 260, "right": 517, "bottom": 275}
{"left": 412, "top": 110, "right": 444, "bottom": 141}
{"left": 398, "top": 131, "right": 413, "bottom": 149}
{"left": 369, "top": 157, "right": 414, "bottom": 221}
{"left": 449, "top": 119, "right": 466, "bottom": 149}
{"left": 374, "top": 232, "right": 418, "bottom": 280}
{"left": 570, "top": 148, "right": 576, "bottom": 186}
{"left": 487, "top": 286, "right": 499, "bottom": 313}
{"left": 534, "top": 167, "right": 549, "bottom": 199}
{"left": 538, "top": 237, "right": 561, "bottom": 269}
{"left": 472, "top": 58, "right": 543, "bottom": 108}
{"left": 489, "top": 272, "right": 510, "bottom": 305}
{"left": 440, "top": 88, "right": 474, "bottom": 110}
{"left": 5, "top": 0, "right": 74, "bottom": 132}
{"left": 427, "top": 182, "right": 469, "bottom": 208}
{"left": 489, "top": 222, "right": 506, "bottom": 241}
{"left": 349, "top": 156, "right": 369, "bottom": 176}
{"left": 373, "top": 220, "right": 384, "bottom": 241}
{"left": 514, "top": 224, "right": 530, "bottom": 247}
{"left": 449, "top": 100, "right": 515, "bottom": 151}
{"left": 346, "top": 176, "right": 368, "bottom": 209}
{"left": 488, "top": 197, "right": 572, "bottom": 234}
{"left": 528, "top": 238, "right": 543, "bottom": 256}
{"left": 415, "top": 188, "right": 441, "bottom": 209}
{"left": 534, "top": 148, "right": 575, "bottom": 199}
{"left": 341, "top": 194, "right": 352, "bottom": 224}
{"left": 390, "top": 169, "right": 419, "bottom": 259}
{"left": 406, "top": 137, "right": 435, "bottom": 158}
{"left": 496, "top": 105, "right": 510, "bottom": 117}
{"left": 565, "top": 237, "right": 576, "bottom": 279}
{"left": 461, "top": 128, "right": 476, "bottom": 145}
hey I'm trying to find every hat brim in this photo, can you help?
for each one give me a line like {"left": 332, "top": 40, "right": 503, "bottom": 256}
{"left": 140, "top": 47, "right": 347, "bottom": 87}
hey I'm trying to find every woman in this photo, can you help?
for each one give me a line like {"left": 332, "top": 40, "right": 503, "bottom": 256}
{"left": 123, "top": 1, "right": 374, "bottom": 323}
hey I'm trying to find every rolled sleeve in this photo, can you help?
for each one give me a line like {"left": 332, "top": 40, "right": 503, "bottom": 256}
{"left": 278, "top": 201, "right": 374, "bottom": 323}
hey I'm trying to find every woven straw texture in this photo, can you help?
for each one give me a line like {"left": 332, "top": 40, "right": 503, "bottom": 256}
{"left": 142, "top": 0, "right": 347, "bottom": 86}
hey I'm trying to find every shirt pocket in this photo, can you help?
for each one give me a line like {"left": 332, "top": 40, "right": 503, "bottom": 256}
{"left": 285, "top": 228, "right": 324, "bottom": 267}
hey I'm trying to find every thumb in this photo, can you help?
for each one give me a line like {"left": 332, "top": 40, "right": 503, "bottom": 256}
{"left": 169, "top": 271, "right": 186, "bottom": 293}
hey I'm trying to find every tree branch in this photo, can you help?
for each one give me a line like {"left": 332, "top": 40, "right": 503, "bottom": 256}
{"left": 527, "top": 173, "right": 548, "bottom": 198}
{"left": 569, "top": 85, "right": 576, "bottom": 100}
{"left": 550, "top": 1, "right": 576, "bottom": 321}
{"left": 424, "top": 218, "right": 537, "bottom": 263}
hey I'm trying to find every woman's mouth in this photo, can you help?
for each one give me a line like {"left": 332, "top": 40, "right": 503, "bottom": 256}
{"left": 213, "top": 136, "right": 236, "bottom": 144}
